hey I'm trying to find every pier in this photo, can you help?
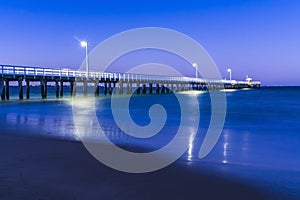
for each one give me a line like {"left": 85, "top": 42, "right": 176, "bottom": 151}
{"left": 0, "top": 65, "right": 260, "bottom": 100}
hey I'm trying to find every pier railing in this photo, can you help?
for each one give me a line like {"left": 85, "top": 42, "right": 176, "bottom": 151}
{"left": 0, "top": 64, "right": 203, "bottom": 83}
{"left": 0, "top": 64, "right": 261, "bottom": 85}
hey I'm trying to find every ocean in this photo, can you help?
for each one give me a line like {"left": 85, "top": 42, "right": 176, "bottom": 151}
{"left": 1, "top": 86, "right": 300, "bottom": 199}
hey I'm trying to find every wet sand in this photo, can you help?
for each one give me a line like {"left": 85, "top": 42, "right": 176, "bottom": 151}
{"left": 0, "top": 133, "right": 268, "bottom": 200}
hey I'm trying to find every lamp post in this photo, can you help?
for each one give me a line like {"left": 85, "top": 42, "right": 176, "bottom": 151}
{"left": 192, "top": 63, "right": 198, "bottom": 79}
{"left": 80, "top": 41, "right": 89, "bottom": 77}
{"left": 227, "top": 68, "right": 232, "bottom": 81}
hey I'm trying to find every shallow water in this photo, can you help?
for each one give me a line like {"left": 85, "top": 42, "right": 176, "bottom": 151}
{"left": 1, "top": 87, "right": 300, "bottom": 198}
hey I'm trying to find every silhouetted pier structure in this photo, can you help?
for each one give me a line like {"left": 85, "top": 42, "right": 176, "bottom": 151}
{"left": 0, "top": 65, "right": 260, "bottom": 100}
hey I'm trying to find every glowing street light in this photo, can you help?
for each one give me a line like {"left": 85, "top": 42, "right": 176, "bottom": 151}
{"left": 192, "top": 63, "right": 198, "bottom": 79}
{"left": 80, "top": 41, "right": 89, "bottom": 77}
{"left": 227, "top": 68, "right": 232, "bottom": 80}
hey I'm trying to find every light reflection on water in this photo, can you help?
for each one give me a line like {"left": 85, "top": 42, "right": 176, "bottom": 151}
{"left": 1, "top": 87, "right": 300, "bottom": 171}
{"left": 0, "top": 101, "right": 78, "bottom": 141}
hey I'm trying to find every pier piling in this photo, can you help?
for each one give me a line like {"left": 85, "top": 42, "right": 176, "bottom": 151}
{"left": 166, "top": 84, "right": 170, "bottom": 93}
{"left": 161, "top": 84, "right": 165, "bottom": 93}
{"left": 104, "top": 82, "right": 107, "bottom": 95}
{"left": 119, "top": 81, "right": 123, "bottom": 95}
{"left": 108, "top": 82, "right": 112, "bottom": 95}
{"left": 149, "top": 83, "right": 153, "bottom": 94}
{"left": 126, "top": 82, "right": 130, "bottom": 95}
{"left": 18, "top": 79, "right": 23, "bottom": 100}
{"left": 60, "top": 81, "right": 64, "bottom": 97}
{"left": 83, "top": 81, "right": 87, "bottom": 96}
{"left": 129, "top": 82, "right": 132, "bottom": 94}
{"left": 71, "top": 81, "right": 76, "bottom": 96}
{"left": 113, "top": 82, "right": 116, "bottom": 95}
{"left": 26, "top": 80, "right": 30, "bottom": 99}
{"left": 94, "top": 81, "right": 99, "bottom": 97}
{"left": 142, "top": 84, "right": 146, "bottom": 94}
{"left": 136, "top": 82, "right": 140, "bottom": 94}
{"left": 5, "top": 80, "right": 9, "bottom": 100}
{"left": 156, "top": 84, "right": 160, "bottom": 94}
{"left": 40, "top": 79, "right": 47, "bottom": 99}
{"left": 0, "top": 79, "right": 5, "bottom": 100}
{"left": 55, "top": 81, "right": 59, "bottom": 98}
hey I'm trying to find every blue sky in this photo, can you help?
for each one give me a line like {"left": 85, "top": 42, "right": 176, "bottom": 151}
{"left": 0, "top": 0, "right": 299, "bottom": 85}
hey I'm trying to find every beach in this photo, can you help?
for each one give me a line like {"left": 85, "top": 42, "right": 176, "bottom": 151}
{"left": 0, "top": 133, "right": 268, "bottom": 200}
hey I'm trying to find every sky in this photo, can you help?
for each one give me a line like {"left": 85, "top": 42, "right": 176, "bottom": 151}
{"left": 0, "top": 0, "right": 299, "bottom": 85}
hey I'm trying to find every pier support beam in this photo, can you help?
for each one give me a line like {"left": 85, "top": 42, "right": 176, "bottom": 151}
{"left": 108, "top": 82, "right": 112, "bottom": 95}
{"left": 18, "top": 79, "right": 23, "bottom": 100}
{"left": 0, "top": 79, "right": 5, "bottom": 100}
{"left": 142, "top": 83, "right": 146, "bottom": 94}
{"left": 149, "top": 83, "right": 153, "bottom": 94}
{"left": 60, "top": 81, "right": 64, "bottom": 97}
{"left": 113, "top": 82, "right": 116, "bottom": 95}
{"left": 55, "top": 81, "right": 59, "bottom": 98}
{"left": 40, "top": 79, "right": 47, "bottom": 99}
{"left": 156, "top": 84, "right": 160, "bottom": 94}
{"left": 71, "top": 81, "right": 76, "bottom": 96}
{"left": 26, "top": 80, "right": 30, "bottom": 99}
{"left": 83, "top": 81, "right": 87, "bottom": 96}
{"left": 5, "top": 80, "right": 9, "bottom": 100}
{"left": 126, "top": 82, "right": 130, "bottom": 95}
{"left": 119, "top": 81, "right": 123, "bottom": 95}
{"left": 94, "top": 81, "right": 99, "bottom": 97}
{"left": 136, "top": 82, "right": 140, "bottom": 94}
{"left": 127, "top": 82, "right": 133, "bottom": 95}
{"left": 161, "top": 84, "right": 165, "bottom": 93}
{"left": 129, "top": 82, "right": 132, "bottom": 94}
{"left": 166, "top": 84, "right": 170, "bottom": 93}
{"left": 104, "top": 82, "right": 107, "bottom": 95}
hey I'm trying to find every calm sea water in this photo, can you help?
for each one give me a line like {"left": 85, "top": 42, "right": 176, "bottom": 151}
{"left": 1, "top": 87, "right": 300, "bottom": 199}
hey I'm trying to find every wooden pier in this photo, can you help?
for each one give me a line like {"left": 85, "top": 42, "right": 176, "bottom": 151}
{"left": 0, "top": 65, "right": 260, "bottom": 100}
